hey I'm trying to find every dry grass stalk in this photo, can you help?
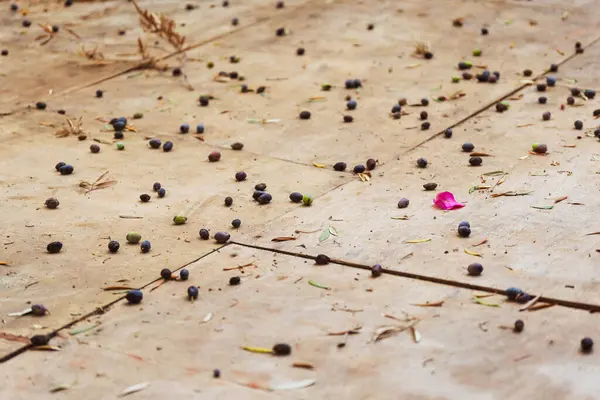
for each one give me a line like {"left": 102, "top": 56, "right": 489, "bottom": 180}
{"left": 79, "top": 45, "right": 105, "bottom": 61}
{"left": 55, "top": 117, "right": 85, "bottom": 138}
{"left": 130, "top": 0, "right": 193, "bottom": 89}
{"left": 132, "top": 0, "right": 185, "bottom": 50}
{"left": 79, "top": 171, "right": 117, "bottom": 194}
{"left": 413, "top": 42, "right": 430, "bottom": 56}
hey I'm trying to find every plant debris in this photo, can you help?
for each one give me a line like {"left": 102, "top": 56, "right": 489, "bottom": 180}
{"left": 328, "top": 326, "right": 363, "bottom": 336}
{"left": 491, "top": 190, "right": 533, "bottom": 197}
{"left": 530, "top": 205, "right": 554, "bottom": 210}
{"left": 69, "top": 322, "right": 101, "bottom": 336}
{"left": 271, "top": 236, "right": 297, "bottom": 242}
{"left": 270, "top": 378, "right": 316, "bottom": 391}
{"left": 79, "top": 171, "right": 117, "bottom": 194}
{"left": 119, "top": 382, "right": 150, "bottom": 397}
{"left": 292, "top": 362, "right": 315, "bottom": 370}
{"left": 412, "top": 300, "right": 444, "bottom": 307}
{"left": 473, "top": 238, "right": 488, "bottom": 247}
{"left": 309, "top": 280, "right": 330, "bottom": 290}
{"left": 473, "top": 296, "right": 500, "bottom": 307}
{"left": 0, "top": 332, "right": 30, "bottom": 344}
{"left": 464, "top": 249, "right": 482, "bottom": 257}
{"left": 242, "top": 346, "right": 273, "bottom": 354}
{"left": 405, "top": 238, "right": 431, "bottom": 244}
{"left": 50, "top": 383, "right": 74, "bottom": 393}
{"left": 55, "top": 117, "right": 86, "bottom": 138}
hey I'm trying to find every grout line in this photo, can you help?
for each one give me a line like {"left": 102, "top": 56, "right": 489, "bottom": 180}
{"left": 229, "top": 240, "right": 600, "bottom": 313}
{"left": 0, "top": 244, "right": 228, "bottom": 364}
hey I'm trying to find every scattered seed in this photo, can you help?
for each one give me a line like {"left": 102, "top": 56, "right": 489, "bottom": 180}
{"left": 513, "top": 319, "right": 524, "bottom": 333}
{"left": 272, "top": 343, "right": 292, "bottom": 355}
{"left": 315, "top": 254, "right": 330, "bottom": 265}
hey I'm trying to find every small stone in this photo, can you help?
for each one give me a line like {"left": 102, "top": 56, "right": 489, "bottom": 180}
{"left": 208, "top": 151, "right": 221, "bottom": 162}
{"left": 231, "top": 142, "right": 244, "bottom": 150}
{"left": 90, "top": 144, "right": 100, "bottom": 153}
{"left": 229, "top": 276, "right": 241, "bottom": 285}
{"left": 423, "top": 182, "right": 438, "bottom": 191}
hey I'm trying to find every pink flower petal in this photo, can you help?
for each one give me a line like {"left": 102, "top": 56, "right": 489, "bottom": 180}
{"left": 433, "top": 191, "right": 465, "bottom": 210}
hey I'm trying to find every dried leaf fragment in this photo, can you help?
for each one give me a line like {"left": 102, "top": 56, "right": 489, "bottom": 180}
{"left": 372, "top": 322, "right": 417, "bottom": 342}
{"left": 411, "top": 300, "right": 444, "bottom": 307}
{"left": 318, "top": 227, "right": 330, "bottom": 242}
{"left": 292, "top": 362, "right": 315, "bottom": 369}
{"left": 464, "top": 249, "right": 482, "bottom": 257}
{"left": 473, "top": 238, "right": 488, "bottom": 247}
{"left": 0, "top": 332, "right": 30, "bottom": 344}
{"left": 519, "top": 294, "right": 541, "bottom": 311}
{"left": 312, "top": 162, "right": 326, "bottom": 168}
{"left": 271, "top": 236, "right": 296, "bottom": 242}
{"left": 241, "top": 346, "right": 273, "bottom": 354}
{"left": 553, "top": 196, "right": 568, "bottom": 204}
{"left": 410, "top": 326, "right": 422, "bottom": 343}
{"left": 271, "top": 378, "right": 316, "bottom": 391}
{"left": 470, "top": 152, "right": 492, "bottom": 157}
{"left": 202, "top": 313, "right": 213, "bottom": 323}
{"left": 8, "top": 307, "right": 32, "bottom": 317}
{"left": 327, "top": 326, "right": 362, "bottom": 336}
{"left": 102, "top": 286, "right": 136, "bottom": 291}
{"left": 308, "top": 280, "right": 330, "bottom": 290}
{"left": 406, "top": 238, "right": 431, "bottom": 244}
{"left": 357, "top": 172, "right": 371, "bottom": 182}
{"left": 473, "top": 296, "right": 500, "bottom": 307}
{"left": 119, "top": 382, "right": 150, "bottom": 397}
{"left": 530, "top": 205, "right": 554, "bottom": 210}
{"left": 50, "top": 383, "right": 72, "bottom": 393}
